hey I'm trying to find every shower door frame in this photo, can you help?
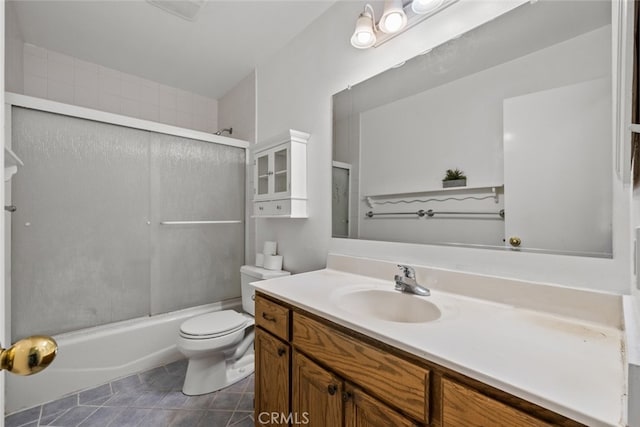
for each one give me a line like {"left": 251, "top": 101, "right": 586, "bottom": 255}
{"left": 3, "top": 92, "right": 250, "bottom": 344}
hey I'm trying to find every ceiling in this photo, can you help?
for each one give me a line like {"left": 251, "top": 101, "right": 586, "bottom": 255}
{"left": 9, "top": 0, "right": 336, "bottom": 99}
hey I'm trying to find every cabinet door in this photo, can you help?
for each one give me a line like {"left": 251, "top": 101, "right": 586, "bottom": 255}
{"left": 255, "top": 151, "right": 271, "bottom": 198}
{"left": 272, "top": 145, "right": 289, "bottom": 196}
{"left": 442, "top": 378, "right": 551, "bottom": 427}
{"left": 344, "top": 384, "right": 416, "bottom": 427}
{"left": 255, "top": 328, "right": 290, "bottom": 427}
{"left": 293, "top": 350, "right": 342, "bottom": 426}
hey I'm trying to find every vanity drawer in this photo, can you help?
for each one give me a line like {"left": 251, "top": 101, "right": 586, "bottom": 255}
{"left": 442, "top": 378, "right": 551, "bottom": 427}
{"left": 255, "top": 294, "right": 290, "bottom": 341}
{"left": 293, "top": 312, "right": 429, "bottom": 423}
{"left": 254, "top": 200, "right": 291, "bottom": 216}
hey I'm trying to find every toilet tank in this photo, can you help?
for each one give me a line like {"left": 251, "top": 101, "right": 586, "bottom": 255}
{"left": 240, "top": 265, "right": 291, "bottom": 316}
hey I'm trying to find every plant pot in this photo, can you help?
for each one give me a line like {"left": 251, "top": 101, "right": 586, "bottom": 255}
{"left": 442, "top": 179, "right": 466, "bottom": 188}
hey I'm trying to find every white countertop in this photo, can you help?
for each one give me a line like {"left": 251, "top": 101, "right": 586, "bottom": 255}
{"left": 253, "top": 268, "right": 625, "bottom": 427}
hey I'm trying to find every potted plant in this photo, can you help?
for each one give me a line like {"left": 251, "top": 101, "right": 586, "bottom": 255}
{"left": 442, "top": 168, "right": 467, "bottom": 188}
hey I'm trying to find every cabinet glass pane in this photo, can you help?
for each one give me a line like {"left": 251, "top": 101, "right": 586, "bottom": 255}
{"left": 274, "top": 148, "right": 287, "bottom": 172}
{"left": 258, "top": 176, "right": 269, "bottom": 195}
{"left": 257, "top": 155, "right": 269, "bottom": 176}
{"left": 275, "top": 172, "right": 287, "bottom": 193}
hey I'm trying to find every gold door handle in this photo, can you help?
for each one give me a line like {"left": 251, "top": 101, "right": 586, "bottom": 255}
{"left": 508, "top": 236, "right": 522, "bottom": 247}
{"left": 0, "top": 335, "right": 57, "bottom": 375}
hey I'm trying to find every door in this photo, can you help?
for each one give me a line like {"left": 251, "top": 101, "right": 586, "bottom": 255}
{"left": 332, "top": 163, "right": 350, "bottom": 238}
{"left": 255, "top": 328, "right": 290, "bottom": 427}
{"left": 344, "top": 383, "right": 415, "bottom": 427}
{"left": 293, "top": 350, "right": 342, "bottom": 427}
{"left": 503, "top": 78, "right": 612, "bottom": 255}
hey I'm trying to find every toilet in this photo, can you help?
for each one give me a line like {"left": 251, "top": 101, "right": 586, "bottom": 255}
{"left": 177, "top": 265, "right": 290, "bottom": 395}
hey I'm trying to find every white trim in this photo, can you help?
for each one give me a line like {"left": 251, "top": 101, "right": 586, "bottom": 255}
{"left": 613, "top": 0, "right": 634, "bottom": 183}
{"left": 5, "top": 92, "right": 250, "bottom": 150}
{"left": 332, "top": 161, "right": 352, "bottom": 238}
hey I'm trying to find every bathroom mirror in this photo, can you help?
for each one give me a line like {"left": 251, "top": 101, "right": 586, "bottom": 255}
{"left": 332, "top": 0, "right": 613, "bottom": 258}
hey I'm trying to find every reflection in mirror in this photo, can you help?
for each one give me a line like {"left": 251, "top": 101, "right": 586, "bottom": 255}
{"left": 332, "top": 0, "right": 613, "bottom": 258}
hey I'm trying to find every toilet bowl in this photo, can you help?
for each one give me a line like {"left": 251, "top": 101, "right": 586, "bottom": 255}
{"left": 177, "top": 265, "right": 290, "bottom": 395}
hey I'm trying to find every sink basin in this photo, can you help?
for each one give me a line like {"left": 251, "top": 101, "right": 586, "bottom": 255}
{"left": 335, "top": 289, "right": 441, "bottom": 323}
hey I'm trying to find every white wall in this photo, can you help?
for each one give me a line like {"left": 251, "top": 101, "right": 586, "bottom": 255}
{"left": 218, "top": 71, "right": 257, "bottom": 265}
{"left": 255, "top": 0, "right": 630, "bottom": 293}
{"left": 5, "top": 1, "right": 22, "bottom": 94}
{"left": 19, "top": 43, "right": 219, "bottom": 134}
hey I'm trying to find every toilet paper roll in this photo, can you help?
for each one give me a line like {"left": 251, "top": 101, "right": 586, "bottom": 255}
{"left": 263, "top": 254, "right": 283, "bottom": 271}
{"left": 263, "top": 241, "right": 277, "bottom": 256}
{"left": 255, "top": 253, "right": 264, "bottom": 267}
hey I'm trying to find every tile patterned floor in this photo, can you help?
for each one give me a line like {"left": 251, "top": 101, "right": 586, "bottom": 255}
{"left": 5, "top": 359, "right": 255, "bottom": 427}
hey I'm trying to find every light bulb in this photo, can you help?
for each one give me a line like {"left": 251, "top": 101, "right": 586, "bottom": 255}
{"left": 379, "top": 0, "right": 407, "bottom": 34}
{"left": 350, "top": 8, "right": 376, "bottom": 49}
{"left": 411, "top": 0, "right": 444, "bottom": 14}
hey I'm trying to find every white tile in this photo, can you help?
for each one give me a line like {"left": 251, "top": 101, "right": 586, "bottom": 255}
{"left": 98, "top": 90, "right": 121, "bottom": 114}
{"left": 24, "top": 53, "right": 47, "bottom": 78}
{"left": 47, "top": 52, "right": 74, "bottom": 84}
{"left": 48, "top": 80, "right": 74, "bottom": 104}
{"left": 158, "top": 85, "right": 177, "bottom": 109}
{"left": 120, "top": 98, "right": 141, "bottom": 119}
{"left": 23, "top": 43, "right": 47, "bottom": 58}
{"left": 24, "top": 74, "right": 47, "bottom": 98}
{"left": 158, "top": 107, "right": 182, "bottom": 127}
{"left": 138, "top": 103, "right": 159, "bottom": 123}
{"left": 174, "top": 110, "right": 192, "bottom": 129}
{"left": 139, "top": 79, "right": 159, "bottom": 106}
{"left": 192, "top": 114, "right": 212, "bottom": 133}
{"left": 120, "top": 74, "right": 141, "bottom": 101}
{"left": 175, "top": 89, "right": 193, "bottom": 114}
{"left": 74, "top": 85, "right": 99, "bottom": 110}
{"left": 75, "top": 59, "right": 99, "bottom": 88}
{"left": 192, "top": 94, "right": 211, "bottom": 115}
{"left": 99, "top": 66, "right": 121, "bottom": 95}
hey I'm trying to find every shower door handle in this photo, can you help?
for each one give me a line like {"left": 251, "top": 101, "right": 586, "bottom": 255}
{"left": 0, "top": 335, "right": 58, "bottom": 376}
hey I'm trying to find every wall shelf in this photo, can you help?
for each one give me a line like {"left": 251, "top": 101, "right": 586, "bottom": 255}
{"left": 364, "top": 185, "right": 503, "bottom": 208}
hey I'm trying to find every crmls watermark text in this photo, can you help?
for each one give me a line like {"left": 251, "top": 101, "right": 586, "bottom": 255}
{"left": 257, "top": 412, "right": 310, "bottom": 425}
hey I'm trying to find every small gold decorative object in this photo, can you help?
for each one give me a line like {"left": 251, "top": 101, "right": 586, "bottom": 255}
{"left": 0, "top": 335, "right": 57, "bottom": 375}
{"left": 508, "top": 236, "right": 522, "bottom": 248}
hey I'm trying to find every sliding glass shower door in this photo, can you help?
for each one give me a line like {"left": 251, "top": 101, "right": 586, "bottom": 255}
{"left": 10, "top": 107, "right": 244, "bottom": 339}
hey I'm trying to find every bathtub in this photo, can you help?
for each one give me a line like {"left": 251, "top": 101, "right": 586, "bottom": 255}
{"left": 6, "top": 299, "right": 241, "bottom": 414}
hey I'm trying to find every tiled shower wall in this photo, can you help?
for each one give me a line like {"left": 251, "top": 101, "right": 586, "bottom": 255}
{"left": 18, "top": 42, "right": 219, "bottom": 134}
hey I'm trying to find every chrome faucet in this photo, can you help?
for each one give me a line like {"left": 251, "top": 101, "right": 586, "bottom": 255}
{"left": 394, "top": 265, "right": 430, "bottom": 296}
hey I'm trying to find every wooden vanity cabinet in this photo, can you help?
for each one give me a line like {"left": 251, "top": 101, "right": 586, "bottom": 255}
{"left": 255, "top": 328, "right": 290, "bottom": 427}
{"left": 254, "top": 292, "right": 583, "bottom": 427}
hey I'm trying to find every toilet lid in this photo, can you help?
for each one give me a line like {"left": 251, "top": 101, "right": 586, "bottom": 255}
{"left": 180, "top": 310, "right": 248, "bottom": 338}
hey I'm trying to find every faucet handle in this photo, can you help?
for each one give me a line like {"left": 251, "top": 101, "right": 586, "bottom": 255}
{"left": 397, "top": 264, "right": 415, "bottom": 279}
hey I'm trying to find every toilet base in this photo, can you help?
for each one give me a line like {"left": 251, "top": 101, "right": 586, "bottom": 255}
{"left": 182, "top": 349, "right": 255, "bottom": 396}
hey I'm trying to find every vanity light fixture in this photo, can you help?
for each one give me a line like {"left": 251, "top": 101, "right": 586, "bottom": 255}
{"left": 350, "top": 0, "right": 457, "bottom": 49}
{"left": 350, "top": 4, "right": 377, "bottom": 49}
{"left": 379, "top": 0, "right": 408, "bottom": 34}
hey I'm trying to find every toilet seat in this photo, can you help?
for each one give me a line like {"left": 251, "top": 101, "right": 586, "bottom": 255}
{"left": 180, "top": 310, "right": 250, "bottom": 340}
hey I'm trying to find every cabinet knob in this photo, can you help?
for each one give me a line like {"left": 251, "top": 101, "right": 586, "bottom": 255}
{"left": 327, "top": 384, "right": 338, "bottom": 395}
{"left": 258, "top": 206, "right": 264, "bottom": 211}
{"left": 276, "top": 205, "right": 282, "bottom": 210}
{"left": 508, "top": 236, "right": 522, "bottom": 247}
{"left": 341, "top": 391, "right": 352, "bottom": 402}
{"left": 277, "top": 347, "right": 286, "bottom": 357}
{"left": 261, "top": 312, "right": 276, "bottom": 322}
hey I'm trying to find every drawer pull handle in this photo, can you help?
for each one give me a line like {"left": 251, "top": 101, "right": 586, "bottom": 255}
{"left": 277, "top": 347, "right": 286, "bottom": 357}
{"left": 262, "top": 312, "right": 276, "bottom": 322}
{"left": 341, "top": 391, "right": 352, "bottom": 402}
{"left": 327, "top": 384, "right": 338, "bottom": 395}
{"left": 259, "top": 206, "right": 264, "bottom": 211}
{"left": 276, "top": 205, "right": 282, "bottom": 210}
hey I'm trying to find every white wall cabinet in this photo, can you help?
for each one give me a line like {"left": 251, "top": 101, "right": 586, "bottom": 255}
{"left": 253, "top": 129, "right": 309, "bottom": 218}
